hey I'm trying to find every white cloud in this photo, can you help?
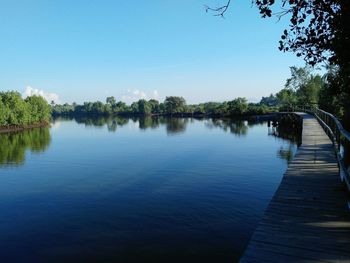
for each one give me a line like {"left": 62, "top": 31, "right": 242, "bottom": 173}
{"left": 133, "top": 89, "right": 147, "bottom": 99}
{"left": 22, "top": 86, "right": 60, "bottom": 104}
{"left": 121, "top": 89, "right": 160, "bottom": 104}
{"left": 152, "top": 90, "right": 159, "bottom": 100}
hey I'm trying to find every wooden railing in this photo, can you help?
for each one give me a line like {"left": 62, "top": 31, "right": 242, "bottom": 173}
{"left": 307, "top": 107, "right": 350, "bottom": 190}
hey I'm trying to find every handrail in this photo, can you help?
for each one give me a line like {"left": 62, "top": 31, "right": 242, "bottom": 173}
{"left": 310, "top": 107, "right": 350, "bottom": 190}
{"left": 278, "top": 104, "right": 350, "bottom": 190}
{"left": 316, "top": 108, "right": 350, "bottom": 142}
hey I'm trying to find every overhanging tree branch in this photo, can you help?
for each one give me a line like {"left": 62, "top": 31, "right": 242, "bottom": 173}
{"left": 205, "top": 0, "right": 231, "bottom": 17}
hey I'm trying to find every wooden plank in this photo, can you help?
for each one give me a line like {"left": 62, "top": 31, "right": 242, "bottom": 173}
{"left": 239, "top": 113, "right": 350, "bottom": 263}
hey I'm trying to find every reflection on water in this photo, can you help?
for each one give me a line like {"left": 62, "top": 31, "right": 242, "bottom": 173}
{"left": 0, "top": 117, "right": 299, "bottom": 168}
{"left": 268, "top": 124, "right": 302, "bottom": 164}
{"left": 73, "top": 116, "right": 190, "bottom": 135}
{"left": 0, "top": 127, "right": 51, "bottom": 166}
{"left": 205, "top": 118, "right": 249, "bottom": 136}
{"left": 0, "top": 117, "right": 300, "bottom": 168}
{"left": 55, "top": 116, "right": 254, "bottom": 137}
{"left": 277, "top": 144, "right": 296, "bottom": 163}
{"left": 0, "top": 116, "right": 299, "bottom": 263}
{"left": 164, "top": 118, "right": 188, "bottom": 135}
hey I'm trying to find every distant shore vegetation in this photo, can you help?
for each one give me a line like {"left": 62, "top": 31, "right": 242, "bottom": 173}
{"left": 0, "top": 91, "right": 51, "bottom": 131}
{"left": 1, "top": 65, "right": 340, "bottom": 130}
{"left": 52, "top": 96, "right": 275, "bottom": 117}
{"left": 52, "top": 65, "right": 333, "bottom": 118}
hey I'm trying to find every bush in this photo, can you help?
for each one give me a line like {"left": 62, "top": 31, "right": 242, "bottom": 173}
{"left": 0, "top": 91, "right": 51, "bottom": 126}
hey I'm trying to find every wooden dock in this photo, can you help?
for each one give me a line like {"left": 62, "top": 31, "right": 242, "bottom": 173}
{"left": 240, "top": 113, "right": 350, "bottom": 262}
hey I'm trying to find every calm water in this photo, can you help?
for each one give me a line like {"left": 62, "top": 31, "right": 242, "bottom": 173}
{"left": 0, "top": 117, "right": 297, "bottom": 263}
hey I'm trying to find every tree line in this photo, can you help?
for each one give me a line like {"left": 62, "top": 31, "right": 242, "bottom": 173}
{"left": 267, "top": 65, "right": 343, "bottom": 117}
{"left": 52, "top": 96, "right": 272, "bottom": 116}
{"left": 0, "top": 64, "right": 342, "bottom": 128}
{"left": 52, "top": 96, "right": 274, "bottom": 117}
{"left": 52, "top": 65, "right": 337, "bottom": 118}
{"left": 0, "top": 91, "right": 51, "bottom": 128}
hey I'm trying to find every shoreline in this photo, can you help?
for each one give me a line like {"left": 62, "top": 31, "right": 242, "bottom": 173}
{"left": 1, "top": 113, "right": 280, "bottom": 134}
{"left": 0, "top": 121, "right": 50, "bottom": 134}
{"left": 52, "top": 112, "right": 278, "bottom": 120}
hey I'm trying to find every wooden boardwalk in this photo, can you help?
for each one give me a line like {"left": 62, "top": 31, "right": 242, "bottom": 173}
{"left": 240, "top": 113, "right": 350, "bottom": 263}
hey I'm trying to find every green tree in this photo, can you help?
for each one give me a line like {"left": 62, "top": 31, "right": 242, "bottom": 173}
{"left": 91, "top": 101, "right": 107, "bottom": 115}
{"left": 193, "top": 104, "right": 205, "bottom": 115}
{"left": 202, "top": 102, "right": 222, "bottom": 115}
{"left": 0, "top": 91, "right": 30, "bottom": 125}
{"left": 164, "top": 96, "right": 186, "bottom": 114}
{"left": 296, "top": 75, "right": 323, "bottom": 105}
{"left": 285, "top": 66, "right": 312, "bottom": 91}
{"left": 106, "top": 96, "right": 116, "bottom": 106}
{"left": 319, "top": 65, "right": 344, "bottom": 116}
{"left": 283, "top": 66, "right": 324, "bottom": 107}
{"left": 25, "top": 95, "right": 52, "bottom": 123}
{"left": 260, "top": 94, "right": 278, "bottom": 107}
{"left": 114, "top": 101, "right": 128, "bottom": 113}
{"left": 276, "top": 88, "right": 297, "bottom": 111}
{"left": 131, "top": 102, "right": 139, "bottom": 113}
{"left": 227, "top": 97, "right": 248, "bottom": 115}
{"left": 148, "top": 99, "right": 160, "bottom": 114}
{"left": 137, "top": 99, "right": 152, "bottom": 115}
{"left": 0, "top": 97, "right": 9, "bottom": 125}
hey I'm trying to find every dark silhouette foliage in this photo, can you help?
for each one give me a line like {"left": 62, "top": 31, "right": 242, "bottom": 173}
{"left": 207, "top": 0, "right": 350, "bottom": 127}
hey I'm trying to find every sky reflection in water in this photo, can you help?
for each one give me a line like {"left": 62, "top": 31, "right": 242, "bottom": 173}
{"left": 0, "top": 117, "right": 298, "bottom": 263}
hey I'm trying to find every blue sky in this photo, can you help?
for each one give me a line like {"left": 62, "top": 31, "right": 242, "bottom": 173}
{"left": 0, "top": 0, "right": 305, "bottom": 104}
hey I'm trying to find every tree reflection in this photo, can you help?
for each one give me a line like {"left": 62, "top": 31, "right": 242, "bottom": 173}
{"left": 73, "top": 116, "right": 129, "bottom": 132}
{"left": 69, "top": 116, "right": 254, "bottom": 136}
{"left": 269, "top": 124, "right": 301, "bottom": 164}
{"left": 0, "top": 127, "right": 51, "bottom": 166}
{"left": 67, "top": 116, "right": 301, "bottom": 151}
{"left": 139, "top": 116, "right": 160, "bottom": 130}
{"left": 107, "top": 120, "right": 117, "bottom": 132}
{"left": 74, "top": 116, "right": 110, "bottom": 127}
{"left": 137, "top": 117, "right": 188, "bottom": 134}
{"left": 164, "top": 118, "right": 188, "bottom": 135}
{"left": 277, "top": 144, "right": 296, "bottom": 164}
{"left": 269, "top": 125, "right": 302, "bottom": 146}
{"left": 205, "top": 118, "right": 249, "bottom": 136}
{"left": 71, "top": 116, "right": 189, "bottom": 135}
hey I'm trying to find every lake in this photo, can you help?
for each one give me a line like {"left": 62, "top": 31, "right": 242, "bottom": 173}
{"left": 0, "top": 116, "right": 298, "bottom": 263}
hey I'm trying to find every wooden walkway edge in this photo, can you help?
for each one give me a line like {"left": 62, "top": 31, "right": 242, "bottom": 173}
{"left": 239, "top": 113, "right": 350, "bottom": 263}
